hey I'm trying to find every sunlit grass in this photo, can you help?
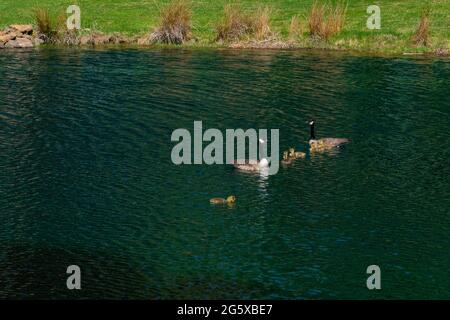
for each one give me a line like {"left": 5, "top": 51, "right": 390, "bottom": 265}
{"left": 0, "top": 0, "right": 448, "bottom": 52}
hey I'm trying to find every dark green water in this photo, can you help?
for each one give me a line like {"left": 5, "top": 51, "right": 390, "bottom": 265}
{"left": 0, "top": 48, "right": 449, "bottom": 299}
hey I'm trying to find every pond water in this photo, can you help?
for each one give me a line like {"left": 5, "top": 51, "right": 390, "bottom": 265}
{"left": 0, "top": 48, "right": 449, "bottom": 299}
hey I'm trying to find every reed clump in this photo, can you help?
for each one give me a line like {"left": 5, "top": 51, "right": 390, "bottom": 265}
{"left": 33, "top": 7, "right": 66, "bottom": 43}
{"left": 253, "top": 6, "right": 272, "bottom": 40}
{"left": 216, "top": 4, "right": 273, "bottom": 42}
{"left": 308, "top": 1, "right": 346, "bottom": 41}
{"left": 412, "top": 7, "right": 431, "bottom": 46}
{"left": 289, "top": 15, "right": 301, "bottom": 40}
{"left": 150, "top": 0, "right": 192, "bottom": 44}
{"left": 216, "top": 4, "right": 253, "bottom": 41}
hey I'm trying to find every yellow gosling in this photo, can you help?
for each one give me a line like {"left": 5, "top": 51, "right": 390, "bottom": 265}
{"left": 210, "top": 195, "right": 236, "bottom": 205}
{"left": 294, "top": 151, "right": 306, "bottom": 158}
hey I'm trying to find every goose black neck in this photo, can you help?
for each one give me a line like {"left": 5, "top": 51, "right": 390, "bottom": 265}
{"left": 310, "top": 123, "right": 316, "bottom": 140}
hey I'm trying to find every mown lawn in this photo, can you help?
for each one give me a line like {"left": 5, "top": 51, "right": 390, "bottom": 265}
{"left": 0, "top": 0, "right": 448, "bottom": 52}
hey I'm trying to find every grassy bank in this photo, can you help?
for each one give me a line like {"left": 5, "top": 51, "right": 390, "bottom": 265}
{"left": 0, "top": 0, "right": 448, "bottom": 54}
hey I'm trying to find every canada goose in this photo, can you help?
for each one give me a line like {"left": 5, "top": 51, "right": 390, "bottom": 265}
{"left": 210, "top": 195, "right": 236, "bottom": 204}
{"left": 309, "top": 120, "right": 349, "bottom": 151}
{"left": 233, "top": 138, "right": 269, "bottom": 171}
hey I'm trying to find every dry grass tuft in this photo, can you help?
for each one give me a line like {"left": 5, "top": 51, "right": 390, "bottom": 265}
{"left": 253, "top": 6, "right": 272, "bottom": 40}
{"left": 215, "top": 4, "right": 253, "bottom": 41}
{"left": 308, "top": 1, "right": 346, "bottom": 41}
{"left": 150, "top": 0, "right": 192, "bottom": 44}
{"left": 308, "top": 2, "right": 326, "bottom": 39}
{"left": 34, "top": 7, "right": 65, "bottom": 43}
{"left": 412, "top": 7, "right": 431, "bottom": 46}
{"left": 215, "top": 4, "right": 273, "bottom": 42}
{"left": 289, "top": 15, "right": 300, "bottom": 40}
{"left": 327, "top": 3, "right": 346, "bottom": 35}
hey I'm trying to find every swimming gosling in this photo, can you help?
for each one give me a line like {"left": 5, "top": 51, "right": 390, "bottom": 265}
{"left": 210, "top": 195, "right": 236, "bottom": 205}
{"left": 289, "top": 147, "right": 305, "bottom": 159}
{"left": 309, "top": 119, "right": 349, "bottom": 151}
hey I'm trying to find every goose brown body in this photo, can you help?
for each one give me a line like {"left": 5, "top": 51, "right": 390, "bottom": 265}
{"left": 309, "top": 138, "right": 349, "bottom": 151}
{"left": 309, "top": 120, "right": 349, "bottom": 151}
{"left": 233, "top": 139, "right": 269, "bottom": 172}
{"left": 233, "top": 158, "right": 269, "bottom": 172}
{"left": 233, "top": 159, "right": 259, "bottom": 171}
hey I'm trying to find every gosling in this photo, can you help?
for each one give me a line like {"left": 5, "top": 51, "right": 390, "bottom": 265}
{"left": 289, "top": 147, "right": 305, "bottom": 159}
{"left": 210, "top": 195, "right": 236, "bottom": 205}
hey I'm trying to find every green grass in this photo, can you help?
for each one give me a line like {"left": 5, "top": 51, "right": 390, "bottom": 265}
{"left": 0, "top": 0, "right": 448, "bottom": 53}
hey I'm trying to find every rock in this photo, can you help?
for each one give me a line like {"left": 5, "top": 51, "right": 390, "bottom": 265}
{"left": 95, "top": 34, "right": 113, "bottom": 44}
{"left": 0, "top": 42, "right": 5, "bottom": 49}
{"left": 1, "top": 27, "right": 15, "bottom": 35}
{"left": 4, "top": 40, "right": 19, "bottom": 48}
{"left": 10, "top": 24, "right": 33, "bottom": 35}
{"left": 16, "top": 37, "right": 34, "bottom": 48}
{"left": 109, "top": 33, "right": 130, "bottom": 44}
{"left": 5, "top": 37, "right": 33, "bottom": 48}
{"left": 0, "top": 24, "right": 36, "bottom": 48}
{"left": 79, "top": 35, "right": 92, "bottom": 45}
{"left": 0, "top": 33, "right": 17, "bottom": 43}
{"left": 80, "top": 32, "right": 112, "bottom": 45}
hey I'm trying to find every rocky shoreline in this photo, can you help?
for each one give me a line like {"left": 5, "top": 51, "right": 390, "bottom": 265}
{"left": 0, "top": 24, "right": 136, "bottom": 48}
{"left": 0, "top": 24, "right": 169, "bottom": 48}
{"left": 1, "top": 24, "right": 448, "bottom": 57}
{"left": 0, "top": 25, "right": 43, "bottom": 48}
